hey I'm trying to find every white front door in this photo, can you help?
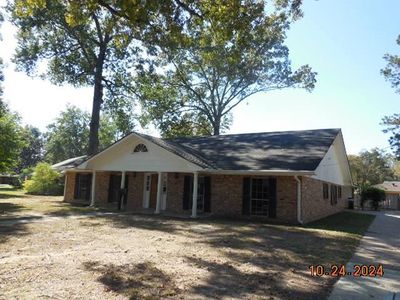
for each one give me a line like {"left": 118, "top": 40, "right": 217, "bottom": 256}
{"left": 161, "top": 173, "right": 168, "bottom": 210}
{"left": 143, "top": 173, "right": 151, "bottom": 208}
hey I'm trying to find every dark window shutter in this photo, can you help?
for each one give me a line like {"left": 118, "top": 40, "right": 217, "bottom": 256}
{"left": 204, "top": 176, "right": 211, "bottom": 212}
{"left": 74, "top": 174, "right": 80, "bottom": 199}
{"left": 183, "top": 175, "right": 192, "bottom": 210}
{"left": 268, "top": 178, "right": 277, "bottom": 218}
{"left": 123, "top": 174, "right": 129, "bottom": 205}
{"left": 86, "top": 174, "right": 92, "bottom": 201}
{"left": 242, "top": 177, "right": 251, "bottom": 215}
{"left": 108, "top": 175, "right": 114, "bottom": 203}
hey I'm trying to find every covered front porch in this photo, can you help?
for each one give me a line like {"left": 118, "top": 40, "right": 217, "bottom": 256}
{"left": 64, "top": 170, "right": 206, "bottom": 218}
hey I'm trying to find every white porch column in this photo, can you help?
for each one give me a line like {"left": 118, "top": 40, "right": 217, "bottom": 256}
{"left": 191, "top": 172, "right": 199, "bottom": 218}
{"left": 155, "top": 172, "right": 163, "bottom": 214}
{"left": 120, "top": 171, "right": 126, "bottom": 209}
{"left": 90, "top": 171, "right": 96, "bottom": 207}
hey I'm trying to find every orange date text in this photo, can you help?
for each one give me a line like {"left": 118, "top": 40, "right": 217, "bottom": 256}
{"left": 309, "top": 264, "right": 384, "bottom": 277}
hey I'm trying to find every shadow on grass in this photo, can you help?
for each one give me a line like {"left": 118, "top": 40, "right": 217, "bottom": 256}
{"left": 83, "top": 261, "right": 180, "bottom": 299}
{"left": 0, "top": 186, "right": 21, "bottom": 192}
{"left": 186, "top": 224, "right": 357, "bottom": 299}
{"left": 0, "top": 222, "right": 30, "bottom": 245}
{"left": 0, "top": 186, "right": 26, "bottom": 199}
{"left": 0, "top": 202, "right": 25, "bottom": 214}
{"left": 0, "top": 203, "right": 38, "bottom": 244}
{"left": 77, "top": 212, "right": 370, "bottom": 299}
{"left": 185, "top": 255, "right": 331, "bottom": 300}
{"left": 0, "top": 193, "right": 27, "bottom": 199}
{"left": 304, "top": 211, "right": 375, "bottom": 236}
{"left": 44, "top": 202, "right": 97, "bottom": 217}
{"left": 87, "top": 213, "right": 190, "bottom": 234}
{"left": 179, "top": 212, "right": 375, "bottom": 299}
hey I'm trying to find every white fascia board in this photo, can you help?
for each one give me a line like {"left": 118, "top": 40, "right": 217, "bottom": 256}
{"left": 63, "top": 169, "right": 95, "bottom": 173}
{"left": 200, "top": 169, "right": 315, "bottom": 176}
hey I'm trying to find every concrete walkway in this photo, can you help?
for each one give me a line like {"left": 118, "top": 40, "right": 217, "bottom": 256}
{"left": 329, "top": 211, "right": 400, "bottom": 299}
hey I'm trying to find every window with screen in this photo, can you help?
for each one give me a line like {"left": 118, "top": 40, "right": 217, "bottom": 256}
{"left": 251, "top": 178, "right": 271, "bottom": 216}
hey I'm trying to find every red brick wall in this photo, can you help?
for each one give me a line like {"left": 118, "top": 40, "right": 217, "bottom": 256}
{"left": 64, "top": 171, "right": 350, "bottom": 224}
{"left": 163, "top": 174, "right": 298, "bottom": 222}
{"left": 64, "top": 172, "right": 76, "bottom": 202}
{"left": 95, "top": 171, "right": 148, "bottom": 210}
{"left": 209, "top": 175, "right": 297, "bottom": 222}
{"left": 126, "top": 172, "right": 144, "bottom": 210}
{"left": 94, "top": 172, "right": 111, "bottom": 207}
{"left": 276, "top": 176, "right": 297, "bottom": 222}
{"left": 166, "top": 173, "right": 186, "bottom": 214}
{"left": 301, "top": 177, "right": 349, "bottom": 223}
{"left": 210, "top": 175, "right": 243, "bottom": 216}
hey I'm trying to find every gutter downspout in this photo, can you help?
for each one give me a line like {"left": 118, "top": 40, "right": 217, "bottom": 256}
{"left": 295, "top": 176, "right": 303, "bottom": 224}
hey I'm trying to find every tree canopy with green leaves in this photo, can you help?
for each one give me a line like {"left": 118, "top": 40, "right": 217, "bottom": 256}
{"left": 9, "top": 0, "right": 138, "bottom": 155}
{"left": 0, "top": 102, "right": 26, "bottom": 173}
{"left": 44, "top": 105, "right": 124, "bottom": 164}
{"left": 137, "top": 0, "right": 316, "bottom": 136}
{"left": 0, "top": 11, "right": 4, "bottom": 112}
{"left": 382, "top": 35, "right": 400, "bottom": 94}
{"left": 10, "top": 0, "right": 309, "bottom": 145}
{"left": 15, "top": 126, "right": 44, "bottom": 173}
{"left": 381, "top": 114, "right": 400, "bottom": 158}
{"left": 381, "top": 35, "right": 400, "bottom": 157}
{"left": 348, "top": 148, "right": 395, "bottom": 188}
{"left": 0, "top": 12, "right": 28, "bottom": 173}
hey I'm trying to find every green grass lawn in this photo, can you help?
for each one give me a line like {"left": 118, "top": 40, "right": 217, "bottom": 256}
{"left": 305, "top": 211, "right": 375, "bottom": 236}
{"left": 0, "top": 185, "right": 26, "bottom": 199}
{"left": 0, "top": 184, "right": 96, "bottom": 217}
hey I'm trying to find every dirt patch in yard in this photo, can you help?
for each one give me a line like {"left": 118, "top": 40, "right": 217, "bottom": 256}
{"left": 84, "top": 261, "right": 180, "bottom": 299}
{"left": 0, "top": 195, "right": 372, "bottom": 299}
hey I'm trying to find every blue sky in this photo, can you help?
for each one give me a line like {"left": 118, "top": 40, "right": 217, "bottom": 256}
{"left": 1, "top": 0, "right": 400, "bottom": 155}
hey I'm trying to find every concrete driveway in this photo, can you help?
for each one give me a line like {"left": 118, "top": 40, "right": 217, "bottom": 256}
{"left": 329, "top": 210, "right": 400, "bottom": 299}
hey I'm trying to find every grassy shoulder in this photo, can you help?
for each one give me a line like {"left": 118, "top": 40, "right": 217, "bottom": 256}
{"left": 291, "top": 211, "right": 376, "bottom": 269}
{"left": 304, "top": 211, "right": 375, "bottom": 237}
{"left": 0, "top": 185, "right": 26, "bottom": 199}
{"left": 0, "top": 184, "right": 96, "bottom": 217}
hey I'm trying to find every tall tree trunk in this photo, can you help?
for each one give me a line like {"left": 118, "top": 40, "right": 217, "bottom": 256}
{"left": 88, "top": 49, "right": 106, "bottom": 155}
{"left": 212, "top": 126, "right": 220, "bottom": 136}
{"left": 212, "top": 114, "right": 221, "bottom": 135}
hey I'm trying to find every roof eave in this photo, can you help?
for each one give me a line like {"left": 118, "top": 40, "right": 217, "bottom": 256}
{"left": 200, "top": 169, "right": 315, "bottom": 176}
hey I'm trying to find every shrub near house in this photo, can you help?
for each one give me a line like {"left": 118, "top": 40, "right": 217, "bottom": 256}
{"left": 24, "top": 163, "right": 63, "bottom": 195}
{"left": 360, "top": 186, "right": 386, "bottom": 210}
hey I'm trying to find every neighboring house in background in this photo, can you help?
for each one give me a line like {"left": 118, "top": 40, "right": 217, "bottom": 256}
{"left": 61, "top": 128, "right": 353, "bottom": 224}
{"left": 52, "top": 156, "right": 88, "bottom": 196}
{"left": 0, "top": 175, "right": 19, "bottom": 186}
{"left": 52, "top": 156, "right": 88, "bottom": 172}
{"left": 373, "top": 181, "right": 400, "bottom": 210}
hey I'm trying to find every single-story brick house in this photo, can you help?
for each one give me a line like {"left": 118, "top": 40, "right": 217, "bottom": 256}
{"left": 61, "top": 128, "right": 353, "bottom": 224}
{"left": 373, "top": 181, "right": 400, "bottom": 210}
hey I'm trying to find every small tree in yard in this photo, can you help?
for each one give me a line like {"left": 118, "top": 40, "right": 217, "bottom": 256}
{"left": 24, "top": 163, "right": 63, "bottom": 195}
{"left": 360, "top": 186, "right": 386, "bottom": 211}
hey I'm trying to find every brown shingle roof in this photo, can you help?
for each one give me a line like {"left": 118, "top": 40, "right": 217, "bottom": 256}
{"left": 374, "top": 181, "right": 400, "bottom": 193}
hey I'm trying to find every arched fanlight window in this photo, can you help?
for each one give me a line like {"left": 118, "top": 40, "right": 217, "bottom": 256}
{"left": 133, "top": 143, "right": 148, "bottom": 153}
